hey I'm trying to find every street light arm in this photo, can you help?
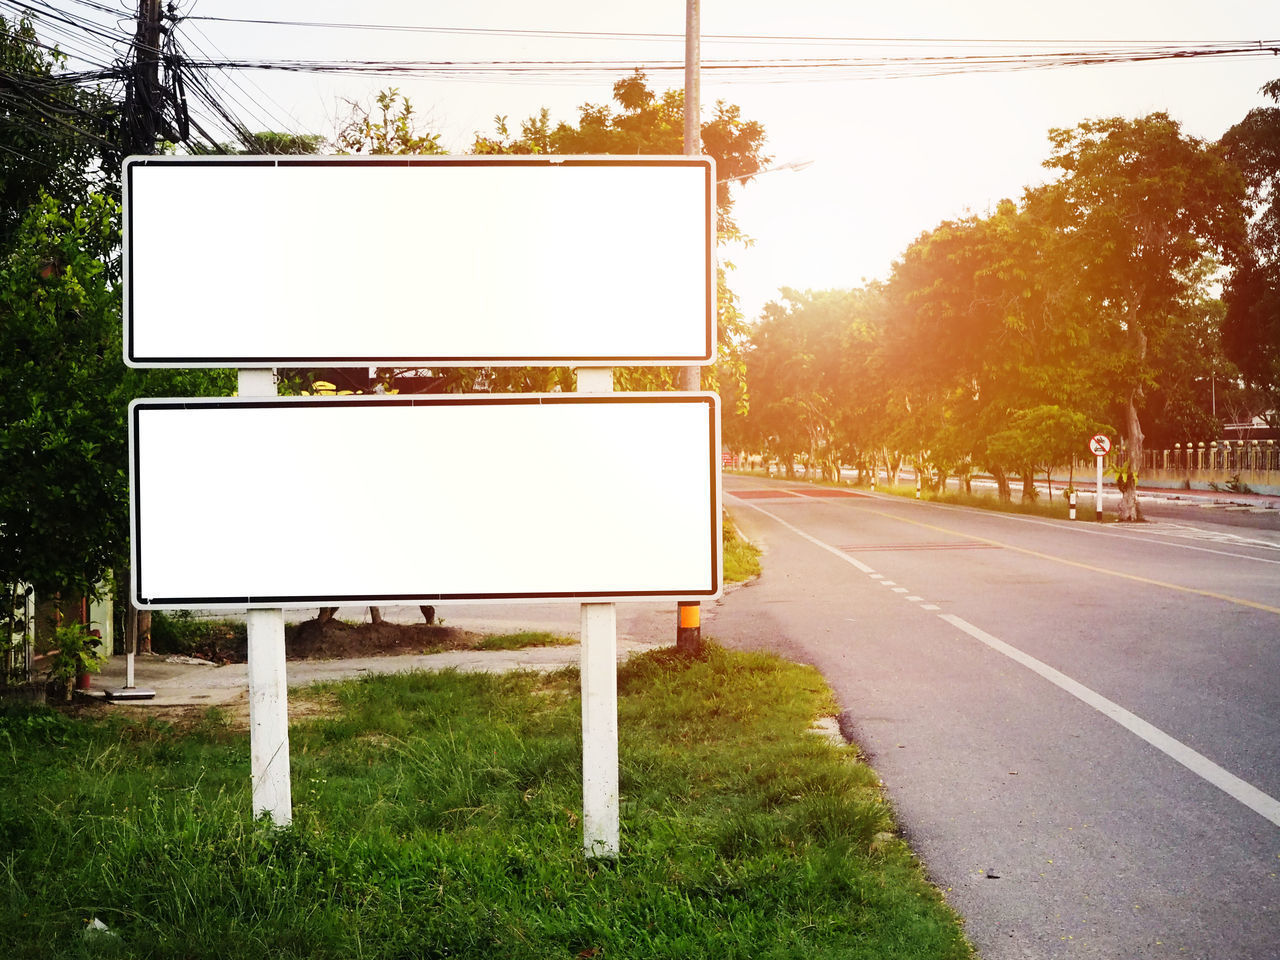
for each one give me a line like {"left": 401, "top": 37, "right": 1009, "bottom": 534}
{"left": 717, "top": 159, "right": 814, "bottom": 184}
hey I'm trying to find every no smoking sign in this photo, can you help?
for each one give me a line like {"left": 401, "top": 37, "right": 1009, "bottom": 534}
{"left": 1090, "top": 434, "right": 1111, "bottom": 456}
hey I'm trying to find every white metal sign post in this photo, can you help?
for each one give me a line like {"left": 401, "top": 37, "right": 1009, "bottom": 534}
{"left": 1090, "top": 434, "right": 1111, "bottom": 522}
{"left": 237, "top": 368, "right": 292, "bottom": 826}
{"left": 577, "top": 366, "right": 620, "bottom": 858}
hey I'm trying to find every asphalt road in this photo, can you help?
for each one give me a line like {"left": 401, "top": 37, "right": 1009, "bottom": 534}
{"left": 714, "top": 476, "right": 1280, "bottom": 960}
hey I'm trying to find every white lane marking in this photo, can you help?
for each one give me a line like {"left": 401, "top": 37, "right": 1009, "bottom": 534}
{"left": 941, "top": 613, "right": 1280, "bottom": 830}
{"left": 870, "top": 573, "right": 885, "bottom": 579}
{"left": 892, "top": 587, "right": 909, "bottom": 593}
{"left": 921, "top": 604, "right": 941, "bottom": 611}
{"left": 735, "top": 501, "right": 877, "bottom": 573}
{"left": 888, "top": 494, "right": 1280, "bottom": 564}
{"left": 906, "top": 595, "right": 924, "bottom": 602}
{"left": 881, "top": 580, "right": 898, "bottom": 586}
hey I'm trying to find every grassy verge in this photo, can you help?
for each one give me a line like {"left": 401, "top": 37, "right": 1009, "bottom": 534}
{"left": 722, "top": 514, "right": 762, "bottom": 582}
{"left": 478, "top": 630, "right": 576, "bottom": 650}
{"left": 1, "top": 646, "right": 971, "bottom": 959}
{"left": 728, "top": 468, "right": 1113, "bottom": 523}
{"left": 873, "top": 482, "right": 1112, "bottom": 522}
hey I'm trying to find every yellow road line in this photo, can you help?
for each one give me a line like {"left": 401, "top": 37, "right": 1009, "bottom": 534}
{"left": 856, "top": 506, "right": 1280, "bottom": 616}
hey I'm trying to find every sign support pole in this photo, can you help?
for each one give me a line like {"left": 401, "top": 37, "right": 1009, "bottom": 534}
{"left": 239, "top": 367, "right": 292, "bottom": 827}
{"left": 576, "top": 366, "right": 619, "bottom": 859}
{"left": 1095, "top": 455, "right": 1104, "bottom": 523}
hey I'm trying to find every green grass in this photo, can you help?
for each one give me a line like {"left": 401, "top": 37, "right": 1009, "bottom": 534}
{"left": 722, "top": 515, "right": 762, "bottom": 582}
{"left": 0, "top": 646, "right": 971, "bottom": 959}
{"left": 728, "top": 467, "right": 1113, "bottom": 523}
{"left": 873, "top": 482, "right": 1114, "bottom": 521}
{"left": 478, "top": 630, "right": 576, "bottom": 650}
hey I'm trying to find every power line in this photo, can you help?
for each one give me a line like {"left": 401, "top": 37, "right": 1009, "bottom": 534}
{"left": 179, "top": 18, "right": 307, "bottom": 139}
{"left": 171, "top": 44, "right": 1280, "bottom": 85}
{"left": 176, "top": 16, "right": 1272, "bottom": 52}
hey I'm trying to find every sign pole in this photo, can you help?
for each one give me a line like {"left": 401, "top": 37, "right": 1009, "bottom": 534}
{"left": 1096, "top": 454, "right": 1104, "bottom": 523}
{"left": 1089, "top": 434, "right": 1111, "bottom": 523}
{"left": 239, "top": 367, "right": 292, "bottom": 827}
{"left": 576, "top": 366, "right": 619, "bottom": 859}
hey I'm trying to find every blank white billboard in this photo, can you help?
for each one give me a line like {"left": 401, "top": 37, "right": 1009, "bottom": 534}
{"left": 123, "top": 156, "right": 715, "bottom": 367}
{"left": 129, "top": 395, "right": 720, "bottom": 608}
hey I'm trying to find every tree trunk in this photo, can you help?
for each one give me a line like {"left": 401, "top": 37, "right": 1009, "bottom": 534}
{"left": 1020, "top": 470, "right": 1038, "bottom": 502}
{"left": 992, "top": 466, "right": 1012, "bottom": 503}
{"left": 1119, "top": 394, "right": 1145, "bottom": 521}
{"left": 137, "top": 610, "right": 151, "bottom": 654}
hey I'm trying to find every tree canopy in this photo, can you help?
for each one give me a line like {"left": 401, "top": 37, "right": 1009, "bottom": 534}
{"left": 1221, "top": 79, "right": 1280, "bottom": 419}
{"left": 1, "top": 14, "right": 114, "bottom": 246}
{"left": 739, "top": 110, "right": 1253, "bottom": 519}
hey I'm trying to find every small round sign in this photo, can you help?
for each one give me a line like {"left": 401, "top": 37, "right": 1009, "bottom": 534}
{"left": 1089, "top": 434, "right": 1111, "bottom": 456}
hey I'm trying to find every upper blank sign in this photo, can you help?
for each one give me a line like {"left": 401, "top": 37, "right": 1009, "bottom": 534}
{"left": 123, "top": 155, "right": 715, "bottom": 367}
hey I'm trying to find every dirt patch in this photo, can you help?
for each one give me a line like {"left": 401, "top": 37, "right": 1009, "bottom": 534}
{"left": 173, "top": 618, "right": 489, "bottom": 664}
{"left": 285, "top": 619, "right": 485, "bottom": 661}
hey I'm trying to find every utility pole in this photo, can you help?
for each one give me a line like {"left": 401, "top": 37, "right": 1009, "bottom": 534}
{"left": 678, "top": 0, "right": 704, "bottom": 657}
{"left": 121, "top": 0, "right": 164, "bottom": 670}
{"left": 127, "top": 0, "right": 164, "bottom": 154}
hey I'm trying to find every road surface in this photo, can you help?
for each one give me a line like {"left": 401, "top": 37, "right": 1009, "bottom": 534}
{"left": 712, "top": 475, "right": 1279, "bottom": 960}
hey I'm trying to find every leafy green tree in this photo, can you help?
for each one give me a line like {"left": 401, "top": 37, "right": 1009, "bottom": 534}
{"left": 1, "top": 194, "right": 124, "bottom": 596}
{"left": 1038, "top": 114, "right": 1246, "bottom": 519}
{"left": 472, "top": 69, "right": 767, "bottom": 238}
{"left": 987, "top": 405, "right": 1113, "bottom": 499}
{"left": 1, "top": 14, "right": 114, "bottom": 247}
{"left": 336, "top": 87, "right": 445, "bottom": 156}
{"left": 471, "top": 71, "right": 768, "bottom": 400}
{"left": 745, "top": 289, "right": 843, "bottom": 476}
{"left": 1221, "top": 79, "right": 1280, "bottom": 421}
{"left": 881, "top": 196, "right": 1101, "bottom": 501}
{"left": 744, "top": 287, "right": 886, "bottom": 479}
{"left": 191, "top": 130, "right": 326, "bottom": 157}
{"left": 0, "top": 193, "right": 231, "bottom": 606}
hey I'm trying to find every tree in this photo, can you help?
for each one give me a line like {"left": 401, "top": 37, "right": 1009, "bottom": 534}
{"left": 987, "top": 405, "right": 1113, "bottom": 500}
{"left": 0, "top": 194, "right": 124, "bottom": 598}
{"left": 881, "top": 196, "right": 1102, "bottom": 501}
{"left": 746, "top": 289, "right": 843, "bottom": 476}
{"left": 1221, "top": 79, "right": 1280, "bottom": 420}
{"left": 1, "top": 14, "right": 114, "bottom": 247}
{"left": 472, "top": 69, "right": 768, "bottom": 237}
{"left": 470, "top": 71, "right": 769, "bottom": 399}
{"left": 336, "top": 87, "right": 444, "bottom": 156}
{"left": 0, "top": 194, "right": 232, "bottom": 642}
{"left": 1038, "top": 114, "right": 1246, "bottom": 519}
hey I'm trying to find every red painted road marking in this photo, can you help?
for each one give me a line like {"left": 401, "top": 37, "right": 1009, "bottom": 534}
{"left": 840, "top": 542, "right": 1002, "bottom": 552}
{"left": 731, "top": 489, "right": 868, "bottom": 500}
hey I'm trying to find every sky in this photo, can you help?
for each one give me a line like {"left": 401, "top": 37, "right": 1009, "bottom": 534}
{"left": 26, "top": 0, "right": 1280, "bottom": 322}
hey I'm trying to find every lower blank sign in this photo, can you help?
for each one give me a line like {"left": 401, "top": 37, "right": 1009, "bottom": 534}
{"left": 129, "top": 394, "right": 720, "bottom": 608}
